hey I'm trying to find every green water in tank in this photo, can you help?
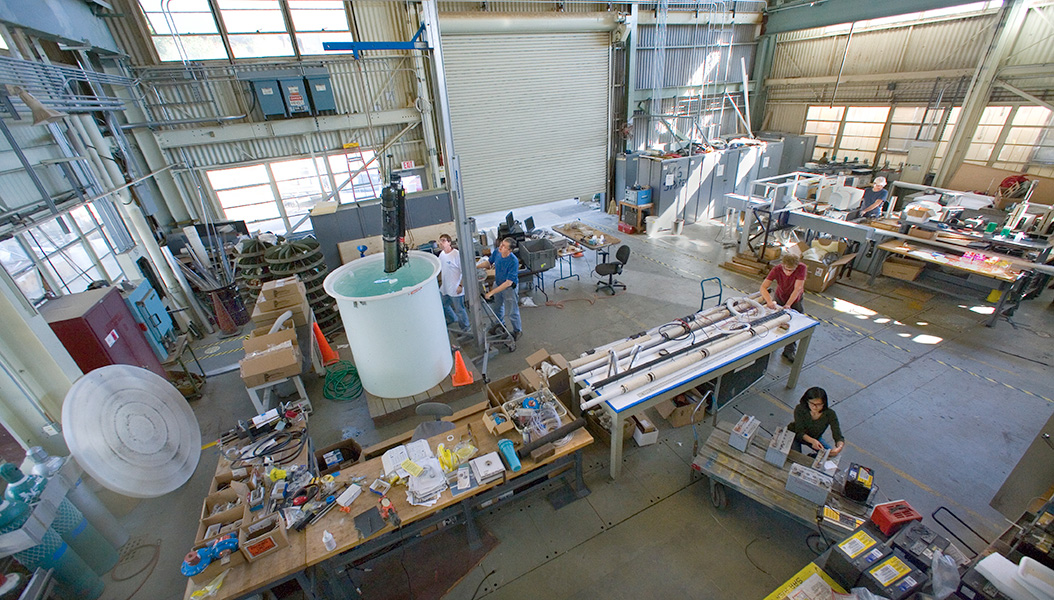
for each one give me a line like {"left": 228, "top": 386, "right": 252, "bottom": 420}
{"left": 331, "top": 255, "right": 435, "bottom": 298}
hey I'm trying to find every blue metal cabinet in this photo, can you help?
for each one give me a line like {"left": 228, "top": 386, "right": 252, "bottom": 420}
{"left": 122, "top": 280, "right": 173, "bottom": 361}
{"left": 250, "top": 80, "right": 286, "bottom": 118}
{"left": 279, "top": 78, "right": 311, "bottom": 115}
{"left": 306, "top": 76, "right": 336, "bottom": 112}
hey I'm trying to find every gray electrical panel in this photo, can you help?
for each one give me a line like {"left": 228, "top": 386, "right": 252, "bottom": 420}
{"left": 279, "top": 78, "right": 311, "bottom": 116}
{"left": 306, "top": 75, "right": 336, "bottom": 113}
{"left": 251, "top": 80, "right": 286, "bottom": 118}
{"left": 758, "top": 140, "right": 784, "bottom": 180}
{"left": 614, "top": 153, "right": 642, "bottom": 209}
{"left": 711, "top": 147, "right": 742, "bottom": 214}
{"left": 640, "top": 156, "right": 690, "bottom": 223}
{"left": 758, "top": 132, "right": 817, "bottom": 173}
{"left": 685, "top": 153, "right": 720, "bottom": 224}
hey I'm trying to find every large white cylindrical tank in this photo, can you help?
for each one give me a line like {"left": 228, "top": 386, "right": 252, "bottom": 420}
{"left": 324, "top": 251, "right": 453, "bottom": 398}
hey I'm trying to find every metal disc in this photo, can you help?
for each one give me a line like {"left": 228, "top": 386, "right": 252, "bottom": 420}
{"left": 62, "top": 365, "right": 201, "bottom": 498}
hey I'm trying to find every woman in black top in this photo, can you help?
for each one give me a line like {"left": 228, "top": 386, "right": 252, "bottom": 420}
{"left": 788, "top": 387, "right": 845, "bottom": 456}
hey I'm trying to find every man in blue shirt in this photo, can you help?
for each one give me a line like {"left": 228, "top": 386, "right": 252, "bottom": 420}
{"left": 479, "top": 237, "right": 522, "bottom": 340}
{"left": 860, "top": 176, "right": 888, "bottom": 219}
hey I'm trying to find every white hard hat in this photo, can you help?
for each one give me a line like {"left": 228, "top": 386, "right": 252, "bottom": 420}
{"left": 874, "top": 176, "right": 887, "bottom": 186}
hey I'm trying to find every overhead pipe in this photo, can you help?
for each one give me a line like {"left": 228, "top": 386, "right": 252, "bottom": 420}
{"left": 439, "top": 13, "right": 618, "bottom": 35}
{"left": 580, "top": 312, "right": 791, "bottom": 412}
{"left": 119, "top": 114, "right": 247, "bottom": 130}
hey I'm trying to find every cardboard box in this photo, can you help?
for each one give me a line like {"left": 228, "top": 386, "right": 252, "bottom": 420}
{"left": 483, "top": 407, "right": 515, "bottom": 435}
{"left": 313, "top": 437, "right": 362, "bottom": 476}
{"left": 196, "top": 481, "right": 249, "bottom": 546}
{"left": 188, "top": 534, "right": 245, "bottom": 584}
{"left": 255, "top": 279, "right": 307, "bottom": 312}
{"left": 240, "top": 328, "right": 302, "bottom": 388}
{"left": 907, "top": 226, "right": 936, "bottom": 240}
{"left": 250, "top": 294, "right": 311, "bottom": 329}
{"left": 655, "top": 391, "right": 708, "bottom": 428}
{"left": 239, "top": 513, "right": 289, "bottom": 562}
{"left": 882, "top": 257, "right": 925, "bottom": 282}
{"left": 485, "top": 370, "right": 538, "bottom": 407}
{"left": 584, "top": 408, "right": 633, "bottom": 445}
{"left": 795, "top": 241, "right": 856, "bottom": 293}
{"left": 631, "top": 415, "right": 658, "bottom": 446}
{"left": 209, "top": 468, "right": 253, "bottom": 494}
{"left": 524, "top": 349, "right": 571, "bottom": 401}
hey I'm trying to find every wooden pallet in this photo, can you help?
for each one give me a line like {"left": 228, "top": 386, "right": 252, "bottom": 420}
{"left": 365, "top": 357, "right": 486, "bottom": 426}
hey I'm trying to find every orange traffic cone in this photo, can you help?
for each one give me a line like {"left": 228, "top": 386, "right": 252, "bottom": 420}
{"left": 211, "top": 291, "right": 239, "bottom": 337}
{"left": 451, "top": 350, "right": 473, "bottom": 386}
{"left": 314, "top": 322, "right": 340, "bottom": 366}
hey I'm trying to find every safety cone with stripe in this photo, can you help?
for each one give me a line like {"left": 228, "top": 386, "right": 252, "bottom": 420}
{"left": 451, "top": 350, "right": 473, "bottom": 386}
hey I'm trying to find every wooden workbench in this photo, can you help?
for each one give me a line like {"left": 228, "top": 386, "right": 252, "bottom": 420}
{"left": 185, "top": 417, "right": 593, "bottom": 600}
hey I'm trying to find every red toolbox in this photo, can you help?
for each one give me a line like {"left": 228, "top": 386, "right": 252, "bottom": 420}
{"left": 617, "top": 221, "right": 636, "bottom": 234}
{"left": 871, "top": 500, "right": 923, "bottom": 536}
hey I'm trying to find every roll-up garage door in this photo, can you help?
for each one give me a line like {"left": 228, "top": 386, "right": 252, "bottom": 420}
{"left": 440, "top": 32, "right": 610, "bottom": 216}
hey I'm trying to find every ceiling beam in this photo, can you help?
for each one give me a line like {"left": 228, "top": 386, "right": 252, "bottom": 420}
{"left": 765, "top": 0, "right": 982, "bottom": 35}
{"left": 766, "top": 68, "right": 974, "bottom": 87}
{"left": 995, "top": 80, "right": 1054, "bottom": 111}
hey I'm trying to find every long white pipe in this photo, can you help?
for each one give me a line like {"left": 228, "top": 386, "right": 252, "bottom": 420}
{"left": 569, "top": 293, "right": 763, "bottom": 373}
{"left": 573, "top": 314, "right": 742, "bottom": 384}
{"left": 579, "top": 313, "right": 790, "bottom": 412}
{"left": 572, "top": 296, "right": 766, "bottom": 382}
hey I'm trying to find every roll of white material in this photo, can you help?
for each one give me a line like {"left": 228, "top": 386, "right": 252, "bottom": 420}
{"left": 976, "top": 553, "right": 1045, "bottom": 600}
{"left": 324, "top": 251, "right": 453, "bottom": 398}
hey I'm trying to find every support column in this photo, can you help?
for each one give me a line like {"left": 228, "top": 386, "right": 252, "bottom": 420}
{"left": 624, "top": 4, "right": 639, "bottom": 152}
{"left": 749, "top": 34, "right": 776, "bottom": 133}
{"left": 934, "top": 0, "right": 1029, "bottom": 187}
{"left": 421, "top": 0, "right": 485, "bottom": 350}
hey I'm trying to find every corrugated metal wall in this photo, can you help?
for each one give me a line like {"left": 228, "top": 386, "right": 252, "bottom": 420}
{"left": 0, "top": 123, "right": 73, "bottom": 213}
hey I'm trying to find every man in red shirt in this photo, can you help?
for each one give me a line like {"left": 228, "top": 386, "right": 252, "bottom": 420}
{"left": 760, "top": 253, "right": 807, "bottom": 362}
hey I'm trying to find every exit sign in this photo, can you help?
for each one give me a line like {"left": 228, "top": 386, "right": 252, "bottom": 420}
{"left": 401, "top": 161, "right": 415, "bottom": 170}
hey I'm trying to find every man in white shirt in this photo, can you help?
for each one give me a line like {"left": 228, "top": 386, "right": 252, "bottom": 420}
{"left": 438, "top": 234, "right": 470, "bottom": 332}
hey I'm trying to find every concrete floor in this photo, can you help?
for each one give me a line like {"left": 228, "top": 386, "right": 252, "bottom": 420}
{"left": 99, "top": 199, "right": 1054, "bottom": 599}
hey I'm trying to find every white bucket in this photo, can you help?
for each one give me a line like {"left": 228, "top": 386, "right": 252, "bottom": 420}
{"left": 645, "top": 216, "right": 658, "bottom": 237}
{"left": 324, "top": 251, "right": 453, "bottom": 398}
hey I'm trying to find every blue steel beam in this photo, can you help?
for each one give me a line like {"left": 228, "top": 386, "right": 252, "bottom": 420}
{"left": 765, "top": 0, "right": 981, "bottom": 35}
{"left": 323, "top": 24, "right": 427, "bottom": 59}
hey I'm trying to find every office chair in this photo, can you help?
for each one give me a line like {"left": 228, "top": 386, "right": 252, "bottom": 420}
{"left": 595, "top": 245, "right": 630, "bottom": 295}
{"left": 410, "top": 402, "right": 456, "bottom": 441}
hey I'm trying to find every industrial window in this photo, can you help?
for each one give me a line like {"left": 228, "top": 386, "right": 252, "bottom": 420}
{"left": 881, "top": 106, "right": 945, "bottom": 166}
{"left": 216, "top": 0, "right": 296, "bottom": 59}
{"left": 804, "top": 105, "right": 889, "bottom": 164}
{"left": 0, "top": 206, "right": 128, "bottom": 304}
{"left": 138, "top": 0, "right": 228, "bottom": 62}
{"left": 206, "top": 149, "right": 382, "bottom": 236}
{"left": 289, "top": 0, "right": 355, "bottom": 56}
{"left": 994, "top": 106, "right": 1053, "bottom": 171}
{"left": 963, "top": 106, "right": 1012, "bottom": 165}
{"left": 804, "top": 106, "right": 844, "bottom": 160}
{"left": 931, "top": 107, "right": 961, "bottom": 174}
{"left": 838, "top": 106, "right": 890, "bottom": 166}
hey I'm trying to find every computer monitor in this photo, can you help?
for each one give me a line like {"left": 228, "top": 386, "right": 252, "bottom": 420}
{"left": 505, "top": 212, "right": 515, "bottom": 230}
{"left": 524, "top": 217, "right": 535, "bottom": 234}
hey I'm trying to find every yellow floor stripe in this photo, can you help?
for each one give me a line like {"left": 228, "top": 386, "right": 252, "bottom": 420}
{"left": 201, "top": 440, "right": 217, "bottom": 450}
{"left": 818, "top": 364, "right": 867, "bottom": 389}
{"left": 933, "top": 359, "right": 1053, "bottom": 404}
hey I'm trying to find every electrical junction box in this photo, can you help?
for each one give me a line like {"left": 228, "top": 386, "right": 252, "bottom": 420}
{"left": 279, "top": 78, "right": 311, "bottom": 116}
{"left": 305, "top": 75, "right": 336, "bottom": 113}
{"left": 890, "top": 521, "right": 950, "bottom": 570}
{"left": 250, "top": 80, "right": 286, "bottom": 118}
{"left": 786, "top": 463, "right": 833, "bottom": 505}
{"left": 826, "top": 526, "right": 893, "bottom": 589}
{"left": 859, "top": 551, "right": 928, "bottom": 600}
{"left": 766, "top": 427, "right": 794, "bottom": 467}
{"left": 728, "top": 415, "right": 760, "bottom": 452}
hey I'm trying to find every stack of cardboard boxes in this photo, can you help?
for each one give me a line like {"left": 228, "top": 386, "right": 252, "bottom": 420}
{"left": 239, "top": 277, "right": 310, "bottom": 388}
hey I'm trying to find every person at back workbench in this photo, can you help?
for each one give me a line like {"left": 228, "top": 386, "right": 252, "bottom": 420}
{"left": 787, "top": 387, "right": 845, "bottom": 457}
{"left": 477, "top": 237, "right": 522, "bottom": 341}
{"left": 859, "top": 176, "right": 888, "bottom": 219}
{"left": 760, "top": 252, "right": 806, "bottom": 362}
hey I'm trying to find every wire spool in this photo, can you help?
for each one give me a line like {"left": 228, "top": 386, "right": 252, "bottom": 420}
{"left": 235, "top": 237, "right": 274, "bottom": 305}
{"left": 61, "top": 365, "right": 201, "bottom": 499}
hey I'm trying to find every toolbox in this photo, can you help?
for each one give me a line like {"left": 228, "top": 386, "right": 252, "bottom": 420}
{"left": 826, "top": 526, "right": 894, "bottom": 589}
{"left": 859, "top": 551, "right": 928, "bottom": 600}
{"left": 871, "top": 500, "right": 922, "bottom": 536}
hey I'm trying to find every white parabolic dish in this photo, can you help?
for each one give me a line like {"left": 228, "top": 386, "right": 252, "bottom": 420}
{"left": 62, "top": 365, "right": 201, "bottom": 498}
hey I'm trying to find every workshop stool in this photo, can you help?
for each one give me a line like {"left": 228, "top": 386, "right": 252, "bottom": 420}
{"left": 246, "top": 375, "right": 310, "bottom": 415}
{"left": 700, "top": 277, "right": 723, "bottom": 310}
